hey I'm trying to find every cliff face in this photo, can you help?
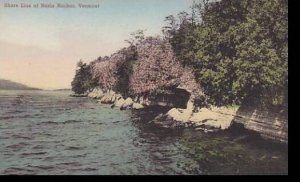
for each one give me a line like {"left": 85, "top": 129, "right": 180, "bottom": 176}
{"left": 233, "top": 105, "right": 288, "bottom": 143}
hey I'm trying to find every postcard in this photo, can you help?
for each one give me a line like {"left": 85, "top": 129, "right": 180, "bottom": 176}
{"left": 0, "top": 0, "right": 288, "bottom": 175}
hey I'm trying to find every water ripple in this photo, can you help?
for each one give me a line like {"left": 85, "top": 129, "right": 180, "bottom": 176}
{"left": 0, "top": 90, "right": 288, "bottom": 175}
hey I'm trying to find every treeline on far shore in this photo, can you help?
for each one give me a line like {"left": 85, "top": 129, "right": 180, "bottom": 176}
{"left": 71, "top": 0, "right": 288, "bottom": 111}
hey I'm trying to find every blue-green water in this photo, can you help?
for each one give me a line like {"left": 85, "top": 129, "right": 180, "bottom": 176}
{"left": 0, "top": 90, "right": 287, "bottom": 175}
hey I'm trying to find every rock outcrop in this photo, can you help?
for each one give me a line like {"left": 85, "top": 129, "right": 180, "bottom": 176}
{"left": 233, "top": 105, "right": 288, "bottom": 143}
{"left": 121, "top": 97, "right": 134, "bottom": 109}
{"left": 114, "top": 98, "right": 125, "bottom": 107}
{"left": 88, "top": 87, "right": 104, "bottom": 99}
{"left": 90, "top": 89, "right": 145, "bottom": 110}
{"left": 167, "top": 108, "right": 192, "bottom": 123}
{"left": 98, "top": 90, "right": 117, "bottom": 104}
{"left": 86, "top": 87, "right": 288, "bottom": 143}
{"left": 151, "top": 113, "right": 186, "bottom": 129}
{"left": 164, "top": 106, "right": 236, "bottom": 131}
{"left": 132, "top": 103, "right": 144, "bottom": 109}
{"left": 190, "top": 107, "right": 236, "bottom": 131}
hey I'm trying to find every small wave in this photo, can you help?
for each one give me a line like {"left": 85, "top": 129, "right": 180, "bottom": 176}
{"left": 63, "top": 120, "right": 83, "bottom": 124}
{"left": 55, "top": 108, "right": 71, "bottom": 111}
{"left": 12, "top": 134, "right": 32, "bottom": 140}
{"left": 6, "top": 142, "right": 28, "bottom": 149}
{"left": 91, "top": 122, "right": 103, "bottom": 125}
{"left": 66, "top": 146, "right": 86, "bottom": 150}
{"left": 39, "top": 121, "right": 59, "bottom": 125}
{"left": 0, "top": 114, "right": 35, "bottom": 120}
{"left": 72, "top": 153, "right": 88, "bottom": 158}
{"left": 27, "top": 164, "right": 54, "bottom": 170}
{"left": 21, "top": 114, "right": 34, "bottom": 118}
{"left": 5, "top": 110, "right": 25, "bottom": 114}
{"left": 109, "top": 162, "right": 120, "bottom": 166}
{"left": 0, "top": 136, "right": 9, "bottom": 139}
{"left": 20, "top": 152, "right": 47, "bottom": 156}
{"left": 57, "top": 162, "right": 82, "bottom": 166}
{"left": 0, "top": 116, "right": 15, "bottom": 120}
{"left": 33, "top": 132, "right": 53, "bottom": 137}
{"left": 43, "top": 156, "right": 54, "bottom": 161}
{"left": 2, "top": 167, "right": 36, "bottom": 175}
{"left": 82, "top": 167, "right": 98, "bottom": 171}
{"left": 31, "top": 145, "right": 44, "bottom": 149}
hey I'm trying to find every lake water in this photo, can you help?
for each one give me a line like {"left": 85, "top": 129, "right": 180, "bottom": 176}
{"left": 0, "top": 90, "right": 288, "bottom": 175}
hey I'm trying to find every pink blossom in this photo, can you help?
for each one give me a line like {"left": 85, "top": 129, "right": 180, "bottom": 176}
{"left": 130, "top": 36, "right": 203, "bottom": 97}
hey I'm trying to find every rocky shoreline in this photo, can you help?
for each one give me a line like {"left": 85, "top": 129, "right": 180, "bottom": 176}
{"left": 83, "top": 88, "right": 236, "bottom": 131}
{"left": 71, "top": 88, "right": 288, "bottom": 144}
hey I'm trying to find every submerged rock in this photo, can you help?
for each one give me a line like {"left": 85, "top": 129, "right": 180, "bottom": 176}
{"left": 151, "top": 113, "right": 185, "bottom": 129}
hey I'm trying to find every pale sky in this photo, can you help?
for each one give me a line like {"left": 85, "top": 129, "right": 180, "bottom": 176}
{"left": 0, "top": 0, "right": 193, "bottom": 90}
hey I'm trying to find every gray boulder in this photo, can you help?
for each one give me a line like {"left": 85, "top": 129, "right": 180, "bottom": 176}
{"left": 132, "top": 103, "right": 144, "bottom": 109}
{"left": 121, "top": 97, "right": 134, "bottom": 109}
{"left": 115, "top": 98, "right": 125, "bottom": 107}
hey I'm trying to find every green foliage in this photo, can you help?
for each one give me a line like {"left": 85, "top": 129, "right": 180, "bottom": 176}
{"left": 71, "top": 60, "right": 95, "bottom": 94}
{"left": 165, "top": 0, "right": 288, "bottom": 108}
{"left": 105, "top": 30, "right": 144, "bottom": 97}
{"left": 163, "top": 12, "right": 198, "bottom": 68}
{"left": 71, "top": 0, "right": 288, "bottom": 110}
{"left": 114, "top": 46, "right": 137, "bottom": 98}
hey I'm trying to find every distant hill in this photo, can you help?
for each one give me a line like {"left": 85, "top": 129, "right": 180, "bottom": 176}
{"left": 0, "top": 79, "right": 41, "bottom": 90}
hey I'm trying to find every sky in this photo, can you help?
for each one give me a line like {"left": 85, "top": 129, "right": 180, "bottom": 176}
{"left": 0, "top": 0, "right": 193, "bottom": 90}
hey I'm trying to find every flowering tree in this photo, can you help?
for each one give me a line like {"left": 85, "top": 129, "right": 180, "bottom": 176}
{"left": 91, "top": 57, "right": 118, "bottom": 92}
{"left": 129, "top": 36, "right": 203, "bottom": 98}
{"left": 178, "top": 67, "right": 203, "bottom": 97}
{"left": 89, "top": 35, "right": 205, "bottom": 104}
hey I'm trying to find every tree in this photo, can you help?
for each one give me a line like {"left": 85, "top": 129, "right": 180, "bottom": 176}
{"left": 129, "top": 36, "right": 203, "bottom": 99}
{"left": 163, "top": 11, "right": 198, "bottom": 68}
{"left": 191, "top": 0, "right": 287, "bottom": 107}
{"left": 231, "top": 0, "right": 288, "bottom": 107}
{"left": 125, "top": 29, "right": 146, "bottom": 48}
{"left": 71, "top": 60, "right": 94, "bottom": 94}
{"left": 114, "top": 47, "right": 137, "bottom": 97}
{"left": 91, "top": 57, "right": 118, "bottom": 92}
